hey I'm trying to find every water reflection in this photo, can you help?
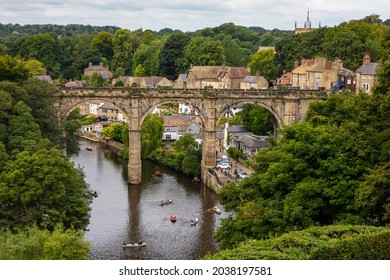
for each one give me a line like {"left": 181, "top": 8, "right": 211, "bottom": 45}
{"left": 70, "top": 139, "right": 227, "bottom": 260}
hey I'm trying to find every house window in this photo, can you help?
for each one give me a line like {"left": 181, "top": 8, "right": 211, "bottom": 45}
{"left": 363, "top": 83, "right": 370, "bottom": 92}
{"left": 165, "top": 134, "right": 171, "bottom": 140}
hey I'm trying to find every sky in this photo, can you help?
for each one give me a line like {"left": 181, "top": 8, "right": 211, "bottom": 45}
{"left": 0, "top": 0, "right": 389, "bottom": 32}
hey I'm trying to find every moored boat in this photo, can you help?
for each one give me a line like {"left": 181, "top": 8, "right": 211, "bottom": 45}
{"left": 190, "top": 217, "right": 199, "bottom": 226}
{"left": 123, "top": 242, "right": 146, "bottom": 248}
{"left": 86, "top": 147, "right": 92, "bottom": 151}
{"left": 155, "top": 171, "right": 163, "bottom": 177}
{"left": 159, "top": 199, "right": 172, "bottom": 206}
{"left": 208, "top": 206, "right": 221, "bottom": 214}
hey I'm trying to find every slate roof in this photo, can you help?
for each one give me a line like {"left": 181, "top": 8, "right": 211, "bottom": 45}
{"left": 242, "top": 75, "right": 267, "bottom": 83}
{"left": 356, "top": 63, "right": 379, "bottom": 75}
{"left": 227, "top": 125, "right": 250, "bottom": 133}
{"left": 34, "top": 75, "right": 53, "bottom": 83}
{"left": 178, "top": 74, "right": 187, "bottom": 83}
{"left": 237, "top": 134, "right": 269, "bottom": 149}
{"left": 338, "top": 69, "right": 356, "bottom": 77}
{"left": 189, "top": 66, "right": 248, "bottom": 79}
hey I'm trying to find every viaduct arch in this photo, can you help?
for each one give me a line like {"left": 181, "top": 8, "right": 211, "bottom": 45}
{"left": 55, "top": 87, "right": 327, "bottom": 185}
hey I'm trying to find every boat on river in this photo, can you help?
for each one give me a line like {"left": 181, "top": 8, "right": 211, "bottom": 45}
{"left": 190, "top": 217, "right": 199, "bottom": 226}
{"left": 170, "top": 214, "right": 177, "bottom": 223}
{"left": 155, "top": 171, "right": 163, "bottom": 177}
{"left": 123, "top": 242, "right": 146, "bottom": 248}
{"left": 192, "top": 176, "right": 201, "bottom": 182}
{"left": 208, "top": 206, "right": 221, "bottom": 214}
{"left": 159, "top": 199, "right": 172, "bottom": 206}
{"left": 86, "top": 146, "right": 92, "bottom": 151}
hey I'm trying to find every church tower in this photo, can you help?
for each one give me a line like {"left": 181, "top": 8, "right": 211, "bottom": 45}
{"left": 295, "top": 7, "right": 317, "bottom": 34}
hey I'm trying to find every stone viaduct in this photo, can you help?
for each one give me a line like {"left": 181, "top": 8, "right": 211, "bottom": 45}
{"left": 55, "top": 87, "right": 327, "bottom": 185}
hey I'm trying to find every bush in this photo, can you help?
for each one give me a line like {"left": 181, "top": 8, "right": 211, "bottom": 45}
{"left": 227, "top": 146, "right": 247, "bottom": 161}
{"left": 205, "top": 225, "right": 390, "bottom": 260}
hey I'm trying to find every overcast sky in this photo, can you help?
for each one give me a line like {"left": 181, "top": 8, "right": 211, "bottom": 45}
{"left": 0, "top": 0, "right": 389, "bottom": 32}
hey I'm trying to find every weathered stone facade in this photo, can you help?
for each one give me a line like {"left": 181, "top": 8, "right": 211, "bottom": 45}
{"left": 55, "top": 87, "right": 327, "bottom": 184}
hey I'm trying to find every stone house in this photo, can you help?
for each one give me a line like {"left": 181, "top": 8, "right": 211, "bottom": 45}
{"left": 306, "top": 57, "right": 343, "bottom": 90}
{"left": 97, "top": 103, "right": 126, "bottom": 122}
{"left": 84, "top": 63, "right": 112, "bottom": 80}
{"left": 355, "top": 55, "right": 379, "bottom": 94}
{"left": 292, "top": 57, "right": 344, "bottom": 90}
{"left": 186, "top": 65, "right": 249, "bottom": 89}
{"left": 337, "top": 69, "right": 356, "bottom": 92}
{"left": 143, "top": 76, "right": 173, "bottom": 88}
{"left": 291, "top": 59, "right": 313, "bottom": 88}
{"left": 163, "top": 126, "right": 179, "bottom": 141}
{"left": 240, "top": 72, "right": 268, "bottom": 89}
{"left": 276, "top": 71, "right": 292, "bottom": 87}
{"left": 235, "top": 134, "right": 269, "bottom": 156}
{"left": 174, "top": 74, "right": 188, "bottom": 89}
{"left": 162, "top": 115, "right": 199, "bottom": 142}
{"left": 80, "top": 123, "right": 103, "bottom": 135}
{"left": 112, "top": 76, "right": 172, "bottom": 88}
{"left": 226, "top": 125, "right": 268, "bottom": 156}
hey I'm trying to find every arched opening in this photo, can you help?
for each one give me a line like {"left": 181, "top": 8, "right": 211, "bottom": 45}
{"left": 139, "top": 99, "right": 206, "bottom": 179}
{"left": 216, "top": 101, "right": 281, "bottom": 160}
{"left": 60, "top": 99, "right": 130, "bottom": 156}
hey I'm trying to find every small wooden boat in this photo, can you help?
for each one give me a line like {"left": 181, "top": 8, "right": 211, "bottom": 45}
{"left": 190, "top": 217, "right": 199, "bottom": 226}
{"left": 159, "top": 199, "right": 172, "bottom": 206}
{"left": 208, "top": 206, "right": 221, "bottom": 214}
{"left": 192, "top": 176, "right": 201, "bottom": 182}
{"left": 170, "top": 214, "right": 177, "bottom": 223}
{"left": 155, "top": 171, "right": 163, "bottom": 177}
{"left": 86, "top": 147, "right": 92, "bottom": 151}
{"left": 123, "top": 242, "right": 146, "bottom": 248}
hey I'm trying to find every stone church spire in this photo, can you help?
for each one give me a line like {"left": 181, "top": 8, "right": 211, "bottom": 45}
{"left": 304, "top": 7, "right": 311, "bottom": 28}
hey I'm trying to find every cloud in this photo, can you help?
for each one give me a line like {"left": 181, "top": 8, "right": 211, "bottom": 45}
{"left": 0, "top": 0, "right": 388, "bottom": 32}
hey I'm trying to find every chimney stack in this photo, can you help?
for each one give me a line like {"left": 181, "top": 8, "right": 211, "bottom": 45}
{"left": 255, "top": 70, "right": 260, "bottom": 77}
{"left": 363, "top": 54, "right": 371, "bottom": 65}
{"left": 294, "top": 59, "right": 299, "bottom": 69}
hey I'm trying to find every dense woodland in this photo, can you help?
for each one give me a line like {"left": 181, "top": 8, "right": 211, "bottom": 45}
{"left": 0, "top": 15, "right": 389, "bottom": 259}
{"left": 1, "top": 14, "right": 388, "bottom": 82}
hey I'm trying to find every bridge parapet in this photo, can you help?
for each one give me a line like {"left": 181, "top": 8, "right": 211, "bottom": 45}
{"left": 58, "top": 87, "right": 327, "bottom": 99}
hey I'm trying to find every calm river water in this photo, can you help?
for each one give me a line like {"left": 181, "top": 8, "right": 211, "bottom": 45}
{"left": 70, "top": 139, "right": 228, "bottom": 260}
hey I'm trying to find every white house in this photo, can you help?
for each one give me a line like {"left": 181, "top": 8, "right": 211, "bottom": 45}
{"left": 163, "top": 126, "right": 179, "bottom": 141}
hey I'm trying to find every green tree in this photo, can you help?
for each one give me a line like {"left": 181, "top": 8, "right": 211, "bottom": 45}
{"left": 182, "top": 37, "right": 225, "bottom": 70}
{"left": 158, "top": 32, "right": 191, "bottom": 79}
{"left": 112, "top": 29, "right": 134, "bottom": 74}
{"left": 239, "top": 104, "right": 274, "bottom": 135}
{"left": 141, "top": 114, "right": 164, "bottom": 158}
{"left": 17, "top": 33, "right": 60, "bottom": 74}
{"left": 248, "top": 49, "right": 275, "bottom": 80}
{"left": 173, "top": 133, "right": 197, "bottom": 152}
{"left": 92, "top": 31, "right": 114, "bottom": 62}
{"left": 0, "top": 148, "right": 93, "bottom": 231}
{"left": 22, "top": 78, "right": 61, "bottom": 146}
{"left": 0, "top": 55, "right": 30, "bottom": 83}
{"left": 0, "top": 225, "right": 90, "bottom": 260}
{"left": 7, "top": 101, "right": 42, "bottom": 154}
{"left": 63, "top": 108, "right": 82, "bottom": 156}
{"left": 134, "top": 64, "right": 146, "bottom": 77}
{"left": 103, "top": 123, "right": 126, "bottom": 143}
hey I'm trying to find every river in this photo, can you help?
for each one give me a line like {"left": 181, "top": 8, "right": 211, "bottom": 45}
{"left": 70, "top": 139, "right": 228, "bottom": 260}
